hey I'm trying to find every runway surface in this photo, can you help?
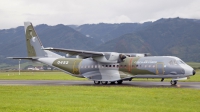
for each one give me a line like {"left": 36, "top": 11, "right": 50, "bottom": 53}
{"left": 0, "top": 80, "right": 200, "bottom": 89}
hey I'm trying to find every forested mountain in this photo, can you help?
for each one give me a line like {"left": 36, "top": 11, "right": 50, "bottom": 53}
{"left": 95, "top": 18, "right": 200, "bottom": 62}
{"left": 72, "top": 22, "right": 152, "bottom": 44}
{"left": 1, "top": 17, "right": 200, "bottom": 64}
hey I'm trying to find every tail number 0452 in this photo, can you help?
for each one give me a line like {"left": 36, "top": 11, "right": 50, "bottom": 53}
{"left": 57, "top": 61, "right": 69, "bottom": 64}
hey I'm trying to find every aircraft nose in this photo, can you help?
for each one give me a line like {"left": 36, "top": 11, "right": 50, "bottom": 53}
{"left": 193, "top": 70, "right": 196, "bottom": 75}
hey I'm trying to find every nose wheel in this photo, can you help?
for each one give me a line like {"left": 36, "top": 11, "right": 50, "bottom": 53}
{"left": 170, "top": 80, "right": 177, "bottom": 85}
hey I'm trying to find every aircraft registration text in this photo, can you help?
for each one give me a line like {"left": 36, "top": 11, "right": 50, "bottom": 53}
{"left": 57, "top": 61, "right": 69, "bottom": 64}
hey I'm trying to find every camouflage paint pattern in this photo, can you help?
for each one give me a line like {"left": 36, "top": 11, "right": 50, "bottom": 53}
{"left": 50, "top": 56, "right": 191, "bottom": 81}
{"left": 21, "top": 22, "right": 195, "bottom": 82}
{"left": 25, "top": 23, "right": 38, "bottom": 57}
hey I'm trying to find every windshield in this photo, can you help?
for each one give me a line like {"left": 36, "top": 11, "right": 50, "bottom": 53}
{"left": 177, "top": 60, "right": 186, "bottom": 65}
{"left": 169, "top": 59, "right": 186, "bottom": 65}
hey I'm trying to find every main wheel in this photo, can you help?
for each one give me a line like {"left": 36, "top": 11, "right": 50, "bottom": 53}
{"left": 170, "top": 80, "right": 177, "bottom": 85}
{"left": 110, "top": 81, "right": 116, "bottom": 84}
{"left": 117, "top": 80, "right": 123, "bottom": 84}
{"left": 101, "top": 81, "right": 108, "bottom": 85}
{"left": 94, "top": 81, "right": 100, "bottom": 84}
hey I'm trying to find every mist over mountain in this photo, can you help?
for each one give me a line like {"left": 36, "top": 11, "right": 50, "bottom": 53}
{"left": 71, "top": 22, "right": 152, "bottom": 44}
{"left": 1, "top": 17, "right": 200, "bottom": 64}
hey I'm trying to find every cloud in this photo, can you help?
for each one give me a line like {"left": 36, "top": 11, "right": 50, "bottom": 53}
{"left": 0, "top": 0, "right": 200, "bottom": 29}
{"left": 105, "top": 15, "right": 132, "bottom": 23}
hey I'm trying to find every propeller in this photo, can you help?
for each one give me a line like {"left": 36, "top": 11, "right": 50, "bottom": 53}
{"left": 118, "top": 54, "right": 127, "bottom": 63}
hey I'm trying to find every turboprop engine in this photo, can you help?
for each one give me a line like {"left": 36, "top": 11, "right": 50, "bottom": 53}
{"left": 93, "top": 52, "right": 151, "bottom": 63}
{"left": 124, "top": 53, "right": 151, "bottom": 57}
{"left": 93, "top": 52, "right": 127, "bottom": 63}
{"left": 69, "top": 51, "right": 151, "bottom": 63}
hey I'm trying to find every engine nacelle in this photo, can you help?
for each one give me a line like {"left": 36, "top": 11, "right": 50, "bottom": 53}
{"left": 93, "top": 52, "right": 125, "bottom": 63}
{"left": 124, "top": 53, "right": 151, "bottom": 57}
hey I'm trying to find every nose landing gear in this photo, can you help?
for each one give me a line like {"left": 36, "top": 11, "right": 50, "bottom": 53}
{"left": 170, "top": 80, "right": 177, "bottom": 85}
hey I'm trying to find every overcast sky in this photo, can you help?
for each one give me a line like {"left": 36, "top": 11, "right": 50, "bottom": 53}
{"left": 0, "top": 0, "right": 200, "bottom": 29}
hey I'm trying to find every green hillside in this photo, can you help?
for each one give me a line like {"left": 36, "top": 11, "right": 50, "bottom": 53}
{"left": 95, "top": 18, "right": 200, "bottom": 62}
{"left": 1, "top": 18, "right": 200, "bottom": 64}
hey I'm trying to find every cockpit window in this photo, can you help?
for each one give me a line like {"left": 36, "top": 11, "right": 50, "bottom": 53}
{"left": 177, "top": 60, "right": 185, "bottom": 65}
{"left": 169, "top": 60, "right": 178, "bottom": 65}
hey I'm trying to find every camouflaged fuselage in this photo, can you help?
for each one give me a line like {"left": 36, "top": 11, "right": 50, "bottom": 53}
{"left": 8, "top": 22, "right": 195, "bottom": 83}
{"left": 41, "top": 56, "right": 194, "bottom": 81}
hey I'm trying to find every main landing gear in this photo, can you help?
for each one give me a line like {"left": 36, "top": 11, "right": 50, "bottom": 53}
{"left": 93, "top": 80, "right": 123, "bottom": 85}
{"left": 170, "top": 80, "right": 177, "bottom": 85}
{"left": 94, "top": 81, "right": 100, "bottom": 84}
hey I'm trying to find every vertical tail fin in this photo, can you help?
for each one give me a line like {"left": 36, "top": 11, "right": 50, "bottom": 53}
{"left": 24, "top": 22, "right": 62, "bottom": 58}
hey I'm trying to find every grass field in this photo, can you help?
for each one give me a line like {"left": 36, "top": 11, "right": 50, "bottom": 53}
{"left": 0, "top": 72, "right": 86, "bottom": 80}
{"left": 0, "top": 86, "right": 199, "bottom": 112}
{"left": 187, "top": 62, "right": 200, "bottom": 68}
{"left": 0, "top": 71, "right": 200, "bottom": 82}
{"left": 0, "top": 71, "right": 200, "bottom": 112}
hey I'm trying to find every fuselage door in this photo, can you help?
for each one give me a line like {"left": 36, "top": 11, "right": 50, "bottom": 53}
{"left": 72, "top": 60, "right": 80, "bottom": 75}
{"left": 156, "top": 63, "right": 164, "bottom": 75}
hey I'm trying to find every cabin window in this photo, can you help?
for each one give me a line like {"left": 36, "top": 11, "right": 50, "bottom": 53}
{"left": 136, "top": 65, "right": 138, "bottom": 67}
{"left": 109, "top": 65, "right": 112, "bottom": 67}
{"left": 124, "top": 65, "right": 126, "bottom": 67}
{"left": 113, "top": 65, "right": 115, "bottom": 67}
{"left": 106, "top": 65, "right": 108, "bottom": 67}
{"left": 117, "top": 65, "right": 119, "bottom": 68}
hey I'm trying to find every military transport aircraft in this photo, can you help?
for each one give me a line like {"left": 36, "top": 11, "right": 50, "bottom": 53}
{"left": 8, "top": 22, "right": 196, "bottom": 85}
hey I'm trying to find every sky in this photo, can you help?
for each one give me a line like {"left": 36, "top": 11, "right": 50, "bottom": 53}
{"left": 0, "top": 0, "right": 200, "bottom": 29}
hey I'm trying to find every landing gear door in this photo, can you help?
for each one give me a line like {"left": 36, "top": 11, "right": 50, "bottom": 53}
{"left": 156, "top": 63, "right": 164, "bottom": 75}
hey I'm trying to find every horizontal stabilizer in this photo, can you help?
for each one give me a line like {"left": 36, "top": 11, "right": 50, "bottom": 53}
{"left": 7, "top": 57, "right": 39, "bottom": 60}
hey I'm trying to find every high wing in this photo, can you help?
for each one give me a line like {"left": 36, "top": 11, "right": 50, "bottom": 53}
{"left": 43, "top": 47, "right": 104, "bottom": 58}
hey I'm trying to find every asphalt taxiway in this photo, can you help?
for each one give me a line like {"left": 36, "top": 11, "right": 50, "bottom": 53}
{"left": 0, "top": 80, "right": 200, "bottom": 89}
